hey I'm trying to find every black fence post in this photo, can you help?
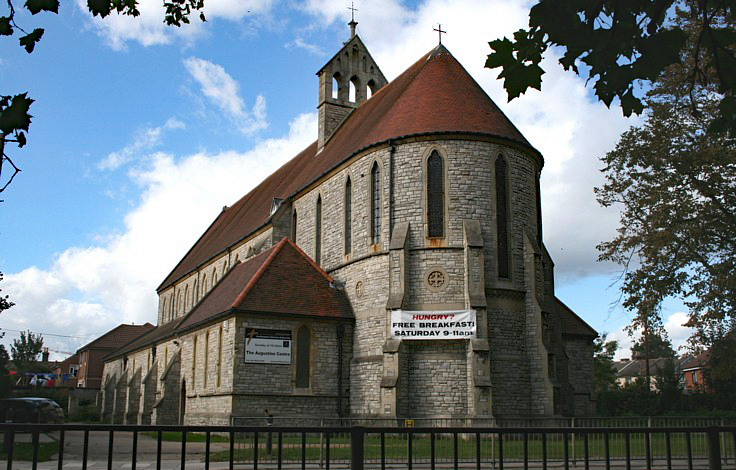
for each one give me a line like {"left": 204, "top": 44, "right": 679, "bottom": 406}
{"left": 707, "top": 426, "right": 722, "bottom": 470}
{"left": 351, "top": 426, "right": 365, "bottom": 470}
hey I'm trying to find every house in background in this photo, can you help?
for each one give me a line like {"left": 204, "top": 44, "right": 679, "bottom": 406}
{"left": 680, "top": 352, "right": 709, "bottom": 393}
{"left": 52, "top": 354, "right": 79, "bottom": 388}
{"left": 613, "top": 357, "right": 675, "bottom": 390}
{"left": 77, "top": 324, "right": 154, "bottom": 389}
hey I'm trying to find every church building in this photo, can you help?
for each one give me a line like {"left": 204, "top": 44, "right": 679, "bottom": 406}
{"left": 100, "top": 24, "right": 597, "bottom": 425}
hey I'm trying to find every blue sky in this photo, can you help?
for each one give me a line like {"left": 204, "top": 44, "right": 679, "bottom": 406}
{"left": 1, "top": 0, "right": 693, "bottom": 360}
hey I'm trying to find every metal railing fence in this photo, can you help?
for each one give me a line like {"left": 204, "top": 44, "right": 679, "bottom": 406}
{"left": 0, "top": 423, "right": 733, "bottom": 470}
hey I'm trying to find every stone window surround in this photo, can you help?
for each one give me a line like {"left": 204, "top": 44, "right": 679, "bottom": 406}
{"left": 293, "top": 323, "right": 315, "bottom": 393}
{"left": 343, "top": 172, "right": 354, "bottom": 258}
{"left": 315, "top": 193, "right": 323, "bottom": 265}
{"left": 368, "top": 156, "right": 385, "bottom": 250}
{"left": 492, "top": 152, "right": 513, "bottom": 283}
{"left": 421, "top": 144, "right": 450, "bottom": 246}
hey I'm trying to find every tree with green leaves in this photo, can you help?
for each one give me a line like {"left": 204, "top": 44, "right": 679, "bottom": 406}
{"left": 630, "top": 332, "right": 676, "bottom": 360}
{"left": 704, "top": 329, "right": 736, "bottom": 406}
{"left": 485, "top": 0, "right": 736, "bottom": 135}
{"left": 593, "top": 333, "right": 618, "bottom": 394}
{"left": 594, "top": 45, "right": 735, "bottom": 347}
{"left": 11, "top": 330, "right": 44, "bottom": 375}
{"left": 0, "top": 0, "right": 205, "bottom": 198}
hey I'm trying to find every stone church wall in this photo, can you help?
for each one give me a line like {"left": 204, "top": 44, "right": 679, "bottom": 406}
{"left": 564, "top": 338, "right": 595, "bottom": 416}
{"left": 288, "top": 135, "right": 551, "bottom": 418}
{"left": 227, "top": 315, "right": 353, "bottom": 418}
{"left": 401, "top": 340, "right": 468, "bottom": 417}
{"left": 488, "top": 307, "right": 531, "bottom": 416}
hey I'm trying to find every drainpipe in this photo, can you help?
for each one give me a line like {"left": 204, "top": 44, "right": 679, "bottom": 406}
{"left": 336, "top": 324, "right": 345, "bottom": 418}
{"left": 388, "top": 141, "right": 396, "bottom": 237}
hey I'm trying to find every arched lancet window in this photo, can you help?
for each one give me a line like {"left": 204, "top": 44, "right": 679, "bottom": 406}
{"left": 367, "top": 80, "right": 376, "bottom": 99}
{"left": 349, "top": 78, "right": 357, "bottom": 103}
{"left": 176, "top": 291, "right": 181, "bottom": 317}
{"left": 161, "top": 298, "right": 167, "bottom": 320}
{"left": 371, "top": 162, "right": 381, "bottom": 245}
{"left": 344, "top": 177, "right": 352, "bottom": 255}
{"left": 193, "top": 279, "right": 198, "bottom": 303}
{"left": 427, "top": 150, "right": 445, "bottom": 238}
{"left": 315, "top": 196, "right": 322, "bottom": 265}
{"left": 202, "top": 275, "right": 207, "bottom": 295}
{"left": 295, "top": 326, "right": 310, "bottom": 388}
{"left": 292, "top": 209, "right": 298, "bottom": 242}
{"left": 495, "top": 155, "right": 510, "bottom": 279}
{"left": 169, "top": 294, "right": 174, "bottom": 321}
{"left": 332, "top": 73, "right": 340, "bottom": 100}
{"left": 184, "top": 285, "right": 189, "bottom": 311}
{"left": 212, "top": 267, "right": 217, "bottom": 286}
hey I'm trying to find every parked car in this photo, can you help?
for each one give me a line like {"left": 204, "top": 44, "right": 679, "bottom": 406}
{"left": 0, "top": 398, "right": 64, "bottom": 423}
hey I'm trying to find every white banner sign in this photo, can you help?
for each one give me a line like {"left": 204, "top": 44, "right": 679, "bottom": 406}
{"left": 245, "top": 329, "right": 292, "bottom": 364}
{"left": 390, "top": 310, "right": 476, "bottom": 340}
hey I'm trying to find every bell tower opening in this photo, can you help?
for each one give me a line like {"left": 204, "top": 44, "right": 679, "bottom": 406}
{"left": 315, "top": 20, "right": 388, "bottom": 152}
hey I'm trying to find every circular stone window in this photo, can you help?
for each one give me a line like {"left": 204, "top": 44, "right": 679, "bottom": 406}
{"left": 355, "top": 280, "right": 365, "bottom": 298}
{"left": 424, "top": 267, "right": 449, "bottom": 293}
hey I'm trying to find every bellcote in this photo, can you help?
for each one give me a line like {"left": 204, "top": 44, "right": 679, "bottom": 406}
{"left": 316, "top": 34, "right": 387, "bottom": 151}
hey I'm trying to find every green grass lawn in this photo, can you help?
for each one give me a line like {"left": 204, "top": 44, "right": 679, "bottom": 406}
{"left": 0, "top": 441, "right": 60, "bottom": 462}
{"left": 206, "top": 431, "right": 735, "bottom": 463}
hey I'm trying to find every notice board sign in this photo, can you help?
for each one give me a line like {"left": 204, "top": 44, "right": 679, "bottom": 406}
{"left": 390, "top": 310, "right": 476, "bottom": 340}
{"left": 245, "top": 329, "right": 292, "bottom": 364}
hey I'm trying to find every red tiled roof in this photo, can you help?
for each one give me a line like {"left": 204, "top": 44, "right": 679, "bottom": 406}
{"left": 77, "top": 323, "right": 155, "bottom": 353}
{"left": 158, "top": 44, "right": 540, "bottom": 290}
{"left": 175, "top": 238, "right": 353, "bottom": 332}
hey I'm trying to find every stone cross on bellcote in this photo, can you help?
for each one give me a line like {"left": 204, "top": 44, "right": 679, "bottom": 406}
{"left": 348, "top": 2, "right": 358, "bottom": 37}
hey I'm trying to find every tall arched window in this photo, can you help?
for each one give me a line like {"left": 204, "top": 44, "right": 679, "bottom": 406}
{"left": 371, "top": 162, "right": 381, "bottom": 245}
{"left": 332, "top": 73, "right": 340, "bottom": 100}
{"left": 292, "top": 209, "right": 298, "bottom": 242}
{"left": 193, "top": 279, "right": 198, "bottom": 303}
{"left": 315, "top": 196, "right": 322, "bottom": 265}
{"left": 345, "top": 177, "right": 352, "bottom": 255}
{"left": 427, "top": 150, "right": 445, "bottom": 238}
{"left": 184, "top": 285, "right": 189, "bottom": 311}
{"left": 495, "top": 155, "right": 510, "bottom": 279}
{"left": 296, "top": 326, "right": 310, "bottom": 388}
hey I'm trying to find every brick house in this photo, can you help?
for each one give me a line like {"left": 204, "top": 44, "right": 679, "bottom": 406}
{"left": 52, "top": 354, "right": 79, "bottom": 388}
{"left": 101, "top": 25, "right": 597, "bottom": 424}
{"left": 77, "top": 323, "right": 154, "bottom": 389}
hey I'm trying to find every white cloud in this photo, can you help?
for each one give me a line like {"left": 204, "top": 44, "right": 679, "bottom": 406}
{"left": 75, "top": 0, "right": 274, "bottom": 50}
{"left": 285, "top": 38, "right": 326, "bottom": 56}
{"left": 3, "top": 113, "right": 316, "bottom": 360}
{"left": 98, "top": 118, "right": 185, "bottom": 171}
{"left": 606, "top": 311, "right": 695, "bottom": 360}
{"left": 183, "top": 57, "right": 268, "bottom": 135}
